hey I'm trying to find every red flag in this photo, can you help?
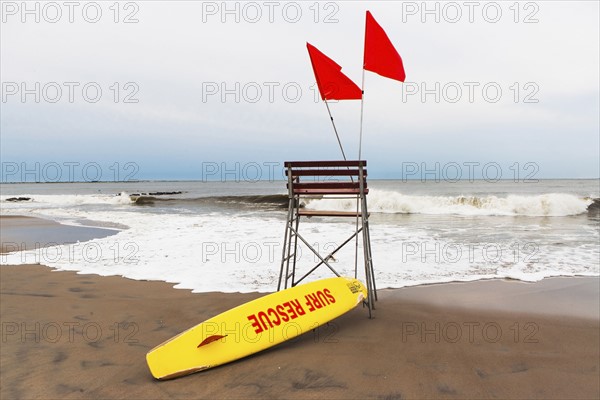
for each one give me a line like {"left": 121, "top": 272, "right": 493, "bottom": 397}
{"left": 364, "top": 11, "right": 406, "bottom": 82}
{"left": 307, "top": 43, "right": 362, "bottom": 101}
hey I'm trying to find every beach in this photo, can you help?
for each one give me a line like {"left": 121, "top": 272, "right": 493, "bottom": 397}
{"left": 4, "top": 0, "right": 600, "bottom": 397}
{"left": 1, "top": 216, "right": 599, "bottom": 399}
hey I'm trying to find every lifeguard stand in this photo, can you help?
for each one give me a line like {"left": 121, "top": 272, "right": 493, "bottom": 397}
{"left": 277, "top": 160, "right": 377, "bottom": 316}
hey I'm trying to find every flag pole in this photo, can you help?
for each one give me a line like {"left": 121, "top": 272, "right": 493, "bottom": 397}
{"left": 358, "top": 69, "right": 366, "bottom": 160}
{"left": 355, "top": 29, "right": 367, "bottom": 279}
{"left": 324, "top": 99, "right": 348, "bottom": 161}
{"left": 354, "top": 71, "right": 364, "bottom": 279}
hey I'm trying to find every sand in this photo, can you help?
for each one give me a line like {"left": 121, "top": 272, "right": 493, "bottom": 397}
{"left": 0, "top": 215, "right": 118, "bottom": 253}
{"left": 0, "top": 216, "right": 598, "bottom": 399}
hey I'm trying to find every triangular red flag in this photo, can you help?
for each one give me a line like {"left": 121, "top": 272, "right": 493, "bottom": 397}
{"left": 307, "top": 43, "right": 362, "bottom": 101}
{"left": 364, "top": 11, "right": 406, "bottom": 82}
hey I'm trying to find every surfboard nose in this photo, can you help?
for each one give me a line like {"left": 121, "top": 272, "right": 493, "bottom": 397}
{"left": 357, "top": 280, "right": 368, "bottom": 302}
{"left": 345, "top": 278, "right": 368, "bottom": 304}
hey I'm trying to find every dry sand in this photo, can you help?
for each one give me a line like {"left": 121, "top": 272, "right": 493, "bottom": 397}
{"left": 0, "top": 216, "right": 598, "bottom": 399}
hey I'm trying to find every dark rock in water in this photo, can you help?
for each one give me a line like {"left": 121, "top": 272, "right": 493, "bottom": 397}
{"left": 121, "top": 191, "right": 181, "bottom": 197}
{"left": 148, "top": 191, "right": 182, "bottom": 196}
{"left": 587, "top": 198, "right": 600, "bottom": 214}
{"left": 6, "top": 197, "right": 31, "bottom": 202}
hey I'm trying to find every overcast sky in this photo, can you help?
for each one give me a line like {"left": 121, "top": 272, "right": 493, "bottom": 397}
{"left": 1, "top": 1, "right": 599, "bottom": 181}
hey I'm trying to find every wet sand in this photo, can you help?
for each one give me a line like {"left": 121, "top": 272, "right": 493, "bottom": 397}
{"left": 0, "top": 215, "right": 598, "bottom": 399}
{"left": 0, "top": 215, "right": 118, "bottom": 253}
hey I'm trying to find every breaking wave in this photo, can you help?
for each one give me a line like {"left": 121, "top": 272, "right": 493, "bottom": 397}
{"left": 306, "top": 190, "right": 595, "bottom": 217}
{"left": 2, "top": 190, "right": 596, "bottom": 217}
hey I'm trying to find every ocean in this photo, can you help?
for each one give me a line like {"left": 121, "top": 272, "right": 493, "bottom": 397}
{"left": 1, "top": 179, "right": 598, "bottom": 293}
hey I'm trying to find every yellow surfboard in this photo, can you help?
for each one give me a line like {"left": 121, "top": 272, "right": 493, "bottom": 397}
{"left": 146, "top": 277, "right": 367, "bottom": 379}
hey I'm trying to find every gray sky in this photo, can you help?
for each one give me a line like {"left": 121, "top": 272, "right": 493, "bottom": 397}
{"left": 1, "top": 1, "right": 599, "bottom": 181}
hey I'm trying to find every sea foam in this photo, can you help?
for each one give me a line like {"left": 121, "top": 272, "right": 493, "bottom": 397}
{"left": 1, "top": 188, "right": 598, "bottom": 292}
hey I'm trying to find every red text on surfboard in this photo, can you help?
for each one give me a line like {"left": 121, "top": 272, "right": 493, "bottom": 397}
{"left": 247, "top": 288, "right": 336, "bottom": 334}
{"left": 304, "top": 288, "right": 336, "bottom": 312}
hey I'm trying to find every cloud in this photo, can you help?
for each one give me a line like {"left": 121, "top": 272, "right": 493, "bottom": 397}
{"left": 1, "top": 1, "right": 598, "bottom": 178}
